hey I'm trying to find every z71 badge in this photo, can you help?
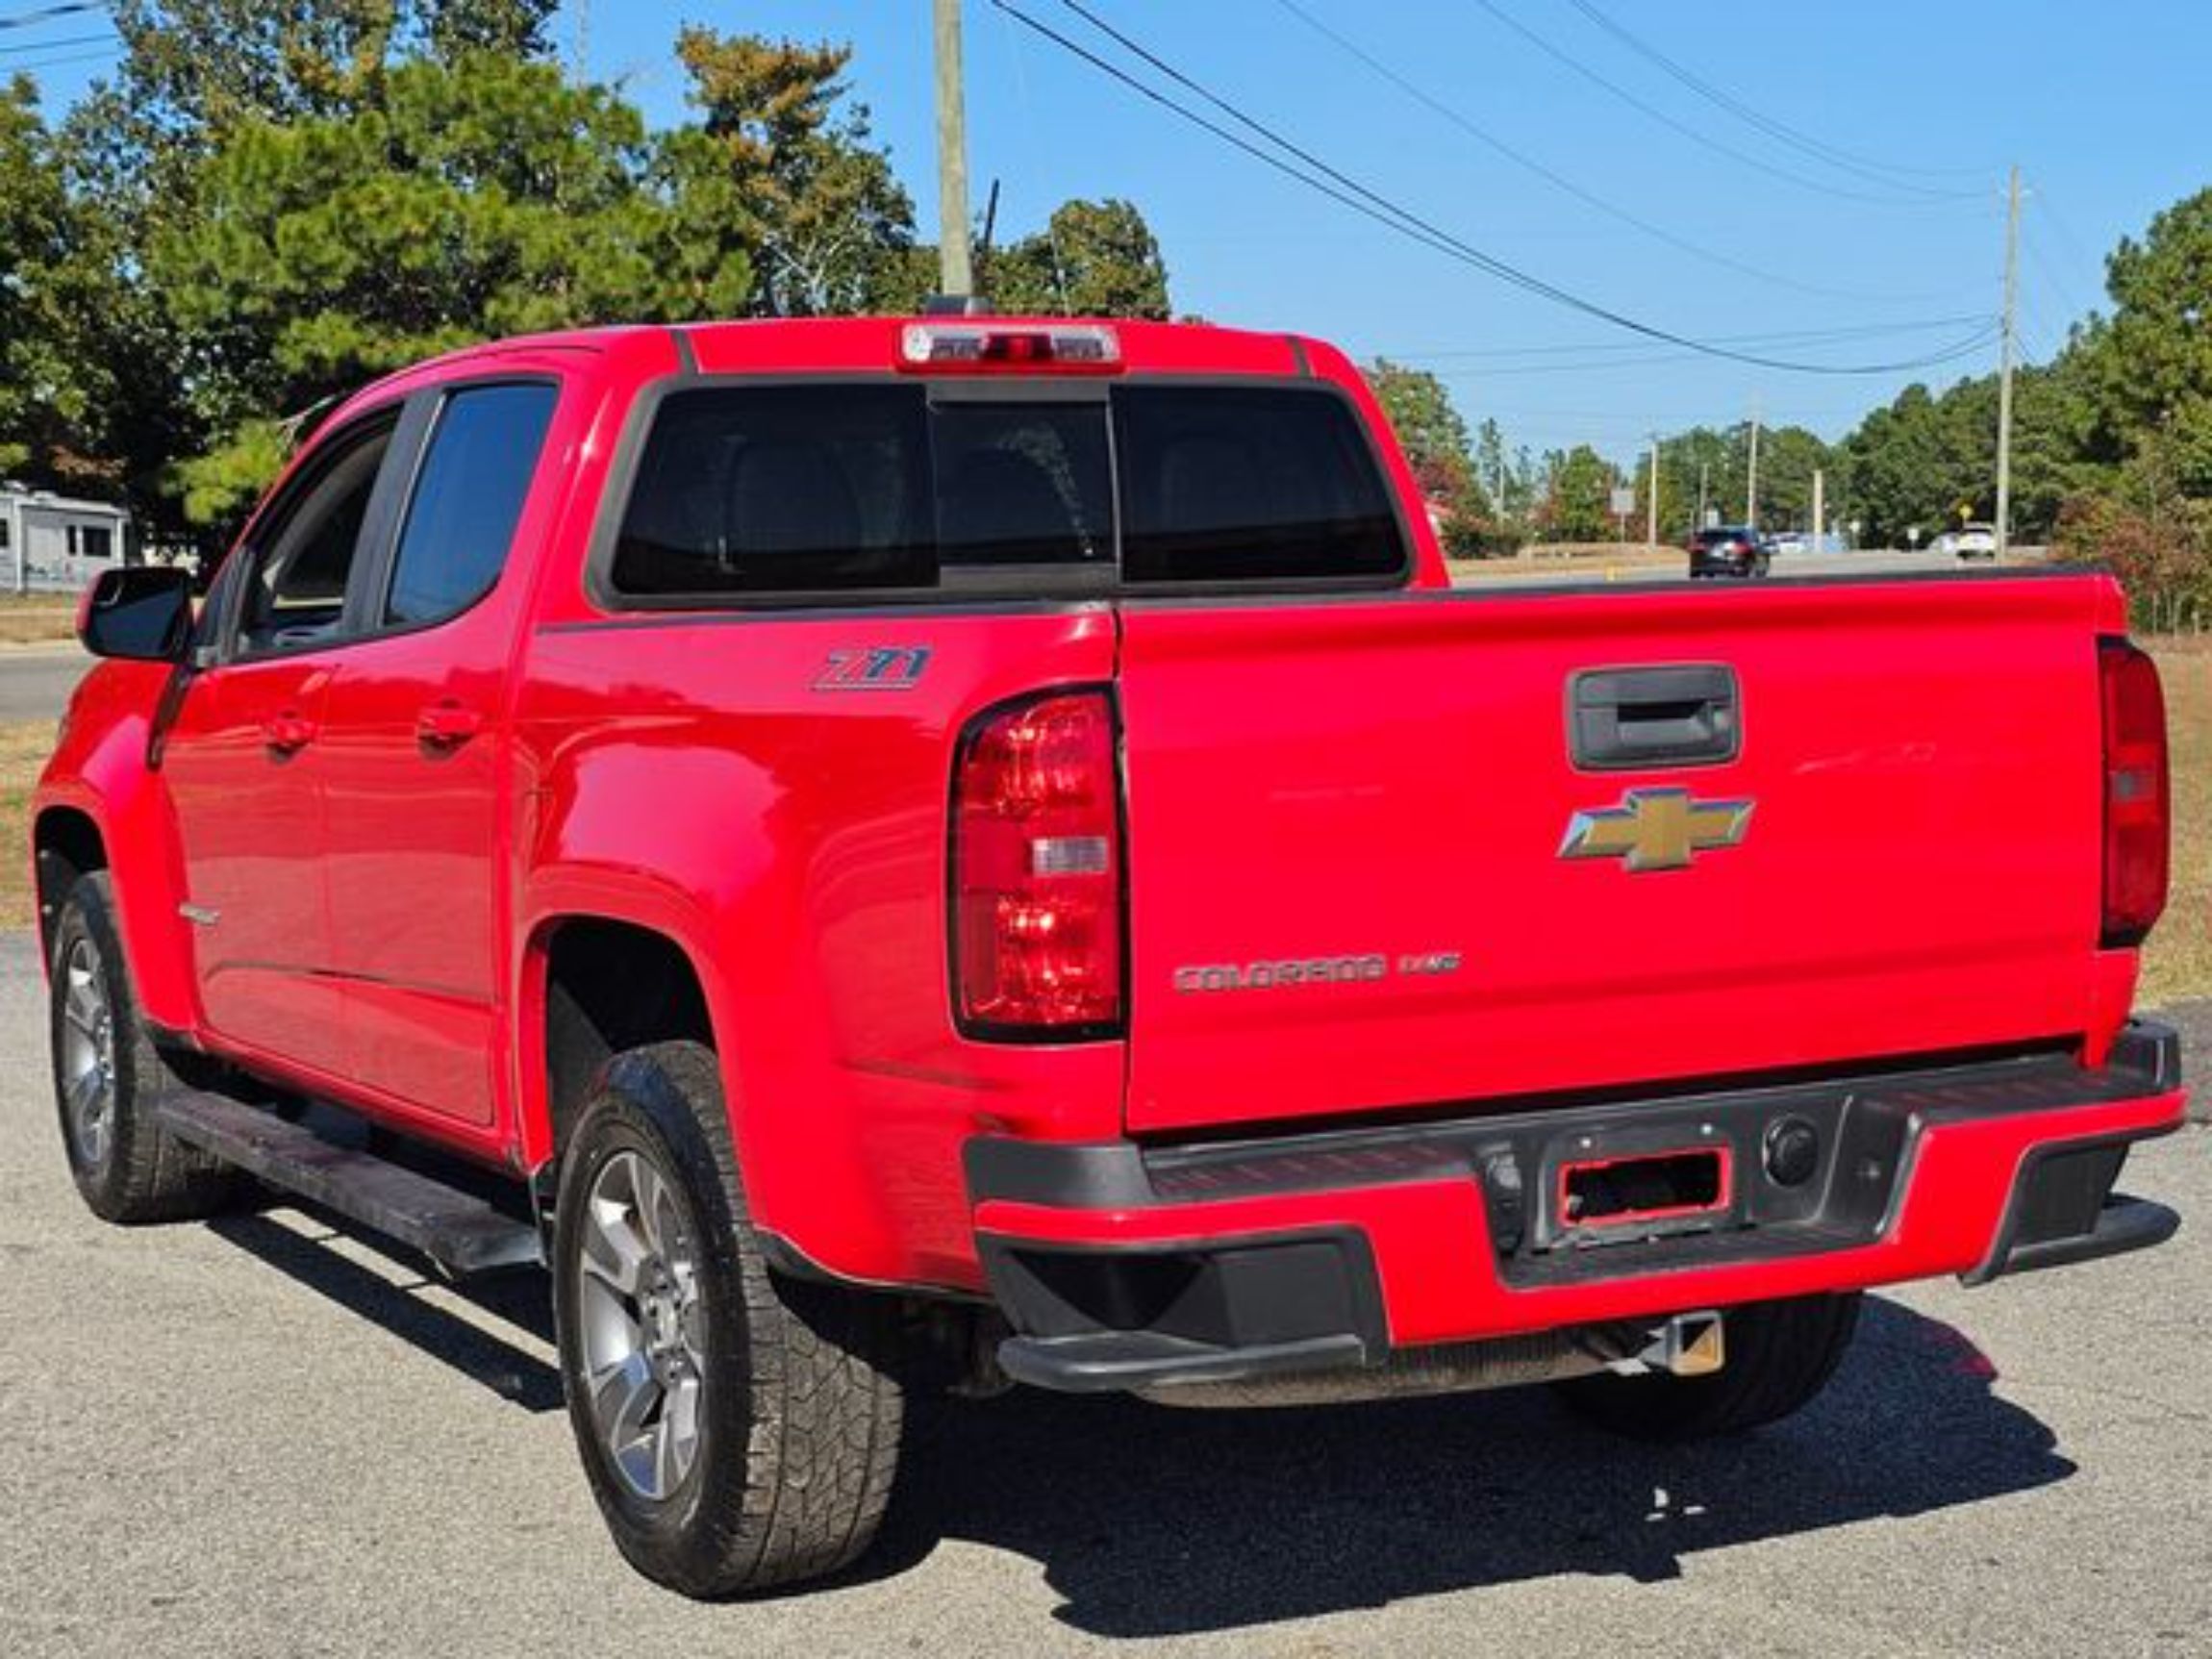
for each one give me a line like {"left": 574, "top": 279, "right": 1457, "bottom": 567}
{"left": 812, "top": 646, "right": 931, "bottom": 691}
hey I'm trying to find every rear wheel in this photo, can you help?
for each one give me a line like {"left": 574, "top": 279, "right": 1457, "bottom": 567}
{"left": 1552, "top": 1294, "right": 1859, "bottom": 1441}
{"left": 552, "top": 1041, "right": 905, "bottom": 1596}
{"left": 49, "top": 872, "right": 236, "bottom": 1223}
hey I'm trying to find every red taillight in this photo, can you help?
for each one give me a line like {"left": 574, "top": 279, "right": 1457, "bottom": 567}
{"left": 952, "top": 690, "right": 1123, "bottom": 1035}
{"left": 2099, "top": 640, "right": 2169, "bottom": 947}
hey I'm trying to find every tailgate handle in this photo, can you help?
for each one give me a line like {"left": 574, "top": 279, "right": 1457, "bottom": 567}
{"left": 1571, "top": 666, "right": 1739, "bottom": 769}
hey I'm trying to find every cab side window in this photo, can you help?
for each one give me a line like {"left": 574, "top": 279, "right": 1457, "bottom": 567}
{"left": 384, "top": 383, "right": 558, "bottom": 628}
{"left": 238, "top": 415, "right": 396, "bottom": 656}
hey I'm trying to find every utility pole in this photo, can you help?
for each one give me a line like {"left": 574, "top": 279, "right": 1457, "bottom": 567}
{"left": 1745, "top": 397, "right": 1762, "bottom": 529}
{"left": 1995, "top": 163, "right": 2022, "bottom": 560}
{"left": 934, "top": 0, "right": 975, "bottom": 299}
{"left": 1811, "top": 467, "right": 1825, "bottom": 556}
{"left": 1697, "top": 461, "right": 1709, "bottom": 529}
{"left": 1646, "top": 434, "right": 1660, "bottom": 547}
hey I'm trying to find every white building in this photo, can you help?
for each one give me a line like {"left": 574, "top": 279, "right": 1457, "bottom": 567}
{"left": 0, "top": 485, "right": 132, "bottom": 595}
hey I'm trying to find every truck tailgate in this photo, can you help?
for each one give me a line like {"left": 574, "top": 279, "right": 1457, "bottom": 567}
{"left": 1117, "top": 576, "right": 2110, "bottom": 1135}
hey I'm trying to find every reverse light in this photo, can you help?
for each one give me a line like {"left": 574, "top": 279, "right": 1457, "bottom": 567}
{"left": 898, "top": 322, "right": 1121, "bottom": 373}
{"left": 952, "top": 691, "right": 1124, "bottom": 1036}
{"left": 2099, "top": 640, "right": 2169, "bottom": 948}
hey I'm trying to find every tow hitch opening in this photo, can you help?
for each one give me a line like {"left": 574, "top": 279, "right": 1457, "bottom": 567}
{"left": 1561, "top": 1147, "right": 1730, "bottom": 1227}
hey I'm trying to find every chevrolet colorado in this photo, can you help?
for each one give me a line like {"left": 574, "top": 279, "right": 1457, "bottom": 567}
{"left": 36, "top": 316, "right": 2184, "bottom": 1596}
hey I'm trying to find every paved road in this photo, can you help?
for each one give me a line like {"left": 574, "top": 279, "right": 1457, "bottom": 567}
{"left": 0, "top": 928, "right": 2205, "bottom": 1658}
{"left": 0, "top": 645, "right": 87, "bottom": 723}
{"left": 1457, "top": 549, "right": 2016, "bottom": 587}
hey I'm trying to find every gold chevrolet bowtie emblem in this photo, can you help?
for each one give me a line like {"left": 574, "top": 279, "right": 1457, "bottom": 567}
{"left": 1558, "top": 788, "right": 1754, "bottom": 873}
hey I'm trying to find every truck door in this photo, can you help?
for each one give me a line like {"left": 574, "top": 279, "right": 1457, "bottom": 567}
{"left": 314, "top": 378, "right": 564, "bottom": 1130}
{"left": 161, "top": 407, "right": 409, "bottom": 1075}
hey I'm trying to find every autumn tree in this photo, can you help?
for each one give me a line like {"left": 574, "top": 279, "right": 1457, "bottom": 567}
{"left": 662, "top": 30, "right": 918, "bottom": 317}
{"left": 1367, "top": 360, "right": 1502, "bottom": 555}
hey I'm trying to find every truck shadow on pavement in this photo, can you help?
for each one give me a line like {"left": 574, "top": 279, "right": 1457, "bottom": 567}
{"left": 868, "top": 1296, "right": 2069, "bottom": 1638}
{"left": 206, "top": 1207, "right": 566, "bottom": 1413}
{"left": 194, "top": 1210, "right": 2070, "bottom": 1636}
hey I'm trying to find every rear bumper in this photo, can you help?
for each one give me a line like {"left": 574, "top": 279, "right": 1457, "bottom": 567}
{"left": 968, "top": 1023, "right": 2187, "bottom": 1394}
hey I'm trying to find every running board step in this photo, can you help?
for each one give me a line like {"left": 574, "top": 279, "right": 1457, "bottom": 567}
{"left": 153, "top": 1091, "right": 543, "bottom": 1277}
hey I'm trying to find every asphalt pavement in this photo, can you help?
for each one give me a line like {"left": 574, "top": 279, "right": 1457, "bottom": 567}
{"left": 0, "top": 645, "right": 87, "bottom": 723}
{"left": 0, "top": 931, "right": 2206, "bottom": 1656}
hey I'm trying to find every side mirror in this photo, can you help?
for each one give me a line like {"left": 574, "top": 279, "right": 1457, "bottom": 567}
{"left": 78, "top": 566, "right": 195, "bottom": 663}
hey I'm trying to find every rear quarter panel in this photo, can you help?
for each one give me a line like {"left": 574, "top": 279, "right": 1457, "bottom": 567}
{"left": 512, "top": 605, "right": 1123, "bottom": 1287}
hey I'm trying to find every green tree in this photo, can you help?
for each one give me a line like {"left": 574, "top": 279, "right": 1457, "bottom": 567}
{"left": 2083, "top": 186, "right": 2212, "bottom": 495}
{"left": 1470, "top": 416, "right": 1512, "bottom": 523}
{"left": 1543, "top": 444, "right": 1620, "bottom": 542}
{"left": 1650, "top": 424, "right": 1734, "bottom": 540}
{"left": 1754, "top": 424, "right": 1830, "bottom": 533}
{"left": 0, "top": 79, "right": 81, "bottom": 478}
{"left": 153, "top": 52, "right": 722, "bottom": 522}
{"left": 57, "top": 2, "right": 563, "bottom": 545}
{"left": 984, "top": 198, "right": 1170, "bottom": 318}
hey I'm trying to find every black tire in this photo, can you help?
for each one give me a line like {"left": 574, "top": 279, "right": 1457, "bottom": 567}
{"left": 49, "top": 871, "right": 236, "bottom": 1223}
{"left": 1552, "top": 1294, "right": 1860, "bottom": 1442}
{"left": 551, "top": 1041, "right": 905, "bottom": 1596}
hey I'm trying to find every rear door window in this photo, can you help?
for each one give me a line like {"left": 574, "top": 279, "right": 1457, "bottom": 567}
{"left": 385, "top": 383, "right": 558, "bottom": 627}
{"left": 612, "top": 385, "right": 934, "bottom": 595}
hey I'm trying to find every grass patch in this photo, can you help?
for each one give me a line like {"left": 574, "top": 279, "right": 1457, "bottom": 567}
{"left": 0, "top": 593, "right": 80, "bottom": 645}
{"left": 0, "top": 720, "right": 54, "bottom": 930}
{"left": 2142, "top": 638, "right": 2210, "bottom": 1006}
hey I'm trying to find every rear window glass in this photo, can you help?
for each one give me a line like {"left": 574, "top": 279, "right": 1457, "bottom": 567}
{"left": 608, "top": 382, "right": 1403, "bottom": 597}
{"left": 1113, "top": 386, "right": 1403, "bottom": 583}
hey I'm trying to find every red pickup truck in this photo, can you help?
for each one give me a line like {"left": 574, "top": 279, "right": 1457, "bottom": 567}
{"left": 37, "top": 315, "right": 2184, "bottom": 1596}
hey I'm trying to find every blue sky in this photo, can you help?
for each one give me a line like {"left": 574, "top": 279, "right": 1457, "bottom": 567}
{"left": 11, "top": 1, "right": 2208, "bottom": 464}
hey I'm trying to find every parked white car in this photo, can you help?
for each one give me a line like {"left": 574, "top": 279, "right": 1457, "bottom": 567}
{"left": 1954, "top": 523, "right": 1998, "bottom": 560}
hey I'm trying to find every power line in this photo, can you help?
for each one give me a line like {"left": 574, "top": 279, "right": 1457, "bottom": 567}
{"left": 1560, "top": 0, "right": 1989, "bottom": 191}
{"left": 1414, "top": 331, "right": 1999, "bottom": 378}
{"left": 1468, "top": 0, "right": 1969, "bottom": 209}
{"left": 0, "top": 1, "right": 108, "bottom": 31}
{"left": 1386, "top": 314, "right": 1995, "bottom": 362}
{"left": 999, "top": 1, "right": 1999, "bottom": 375}
{"left": 0, "top": 28, "right": 108, "bottom": 55}
{"left": 2028, "top": 187, "right": 2108, "bottom": 307}
{"left": 1268, "top": 0, "right": 1963, "bottom": 305}
{"left": 3, "top": 42, "right": 113, "bottom": 70}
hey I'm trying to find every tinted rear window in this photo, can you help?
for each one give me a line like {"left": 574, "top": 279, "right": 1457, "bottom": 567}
{"left": 1113, "top": 386, "right": 1402, "bottom": 583}
{"left": 608, "top": 382, "right": 1403, "bottom": 597}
